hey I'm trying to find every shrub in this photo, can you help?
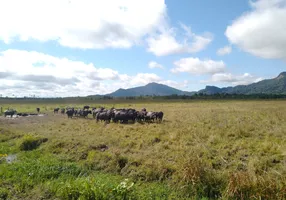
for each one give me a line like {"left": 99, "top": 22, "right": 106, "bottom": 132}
{"left": 0, "top": 188, "right": 9, "bottom": 200}
{"left": 223, "top": 172, "right": 286, "bottom": 200}
{"left": 50, "top": 177, "right": 135, "bottom": 200}
{"left": 19, "top": 134, "right": 48, "bottom": 151}
{"left": 174, "top": 157, "right": 224, "bottom": 199}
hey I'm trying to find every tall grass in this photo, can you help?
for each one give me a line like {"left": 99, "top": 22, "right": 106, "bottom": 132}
{"left": 0, "top": 100, "right": 286, "bottom": 199}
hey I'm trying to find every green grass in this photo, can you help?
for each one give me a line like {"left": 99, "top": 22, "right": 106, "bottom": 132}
{"left": 0, "top": 100, "right": 286, "bottom": 199}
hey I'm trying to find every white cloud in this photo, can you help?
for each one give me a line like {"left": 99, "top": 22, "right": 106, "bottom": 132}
{"left": 0, "top": 0, "right": 166, "bottom": 49}
{"left": 225, "top": 0, "right": 286, "bottom": 60}
{"left": 217, "top": 46, "right": 232, "bottom": 56}
{"left": 146, "top": 24, "right": 213, "bottom": 56}
{"left": 160, "top": 80, "right": 189, "bottom": 89}
{"left": 114, "top": 75, "right": 189, "bottom": 91}
{"left": 171, "top": 57, "right": 226, "bottom": 75}
{"left": 201, "top": 72, "right": 263, "bottom": 85}
{"left": 118, "top": 73, "right": 162, "bottom": 88}
{"left": 0, "top": 0, "right": 214, "bottom": 55}
{"left": 0, "top": 49, "right": 184, "bottom": 97}
{"left": 148, "top": 61, "right": 164, "bottom": 69}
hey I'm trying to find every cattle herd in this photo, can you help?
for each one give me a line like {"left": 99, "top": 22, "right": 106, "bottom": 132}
{"left": 2, "top": 106, "right": 164, "bottom": 124}
{"left": 56, "top": 106, "right": 164, "bottom": 123}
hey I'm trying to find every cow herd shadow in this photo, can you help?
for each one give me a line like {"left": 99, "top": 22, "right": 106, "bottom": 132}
{"left": 64, "top": 115, "right": 167, "bottom": 125}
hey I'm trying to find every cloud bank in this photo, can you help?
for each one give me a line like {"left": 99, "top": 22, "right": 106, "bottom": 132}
{"left": 0, "top": 49, "right": 187, "bottom": 97}
{"left": 226, "top": 0, "right": 286, "bottom": 60}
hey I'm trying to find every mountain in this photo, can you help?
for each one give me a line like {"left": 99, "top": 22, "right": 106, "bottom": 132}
{"left": 88, "top": 72, "right": 286, "bottom": 98}
{"left": 199, "top": 72, "right": 286, "bottom": 95}
{"left": 107, "top": 82, "right": 194, "bottom": 97}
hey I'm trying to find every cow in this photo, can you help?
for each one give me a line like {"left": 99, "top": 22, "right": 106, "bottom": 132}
{"left": 66, "top": 108, "right": 74, "bottom": 118}
{"left": 156, "top": 111, "right": 164, "bottom": 122}
{"left": 36, "top": 108, "right": 40, "bottom": 113}
{"left": 74, "top": 109, "right": 79, "bottom": 116}
{"left": 83, "top": 105, "right": 90, "bottom": 110}
{"left": 54, "top": 108, "right": 60, "bottom": 114}
{"left": 136, "top": 110, "right": 147, "bottom": 122}
{"left": 78, "top": 109, "right": 91, "bottom": 118}
{"left": 145, "top": 111, "right": 157, "bottom": 122}
{"left": 96, "top": 109, "right": 113, "bottom": 123}
{"left": 112, "top": 109, "right": 137, "bottom": 123}
{"left": 92, "top": 107, "right": 104, "bottom": 119}
{"left": 4, "top": 109, "right": 17, "bottom": 118}
{"left": 61, "top": 108, "right": 65, "bottom": 114}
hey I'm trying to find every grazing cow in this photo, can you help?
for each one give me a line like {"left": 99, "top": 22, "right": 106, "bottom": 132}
{"left": 92, "top": 107, "right": 104, "bottom": 119}
{"left": 112, "top": 109, "right": 137, "bottom": 123}
{"left": 96, "top": 109, "right": 113, "bottom": 123}
{"left": 76, "top": 109, "right": 82, "bottom": 117}
{"left": 36, "top": 108, "right": 40, "bottom": 113}
{"left": 74, "top": 109, "right": 79, "bottom": 116}
{"left": 78, "top": 109, "right": 91, "bottom": 118}
{"left": 136, "top": 110, "right": 147, "bottom": 122}
{"left": 156, "top": 111, "right": 164, "bottom": 122}
{"left": 145, "top": 111, "right": 157, "bottom": 122}
{"left": 61, "top": 108, "right": 65, "bottom": 114}
{"left": 54, "top": 108, "right": 60, "bottom": 114}
{"left": 66, "top": 108, "right": 74, "bottom": 118}
{"left": 4, "top": 109, "right": 17, "bottom": 117}
{"left": 83, "top": 105, "right": 90, "bottom": 110}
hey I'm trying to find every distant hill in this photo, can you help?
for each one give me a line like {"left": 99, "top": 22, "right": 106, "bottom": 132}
{"left": 106, "top": 82, "right": 194, "bottom": 97}
{"left": 199, "top": 72, "right": 286, "bottom": 95}
{"left": 87, "top": 72, "right": 286, "bottom": 98}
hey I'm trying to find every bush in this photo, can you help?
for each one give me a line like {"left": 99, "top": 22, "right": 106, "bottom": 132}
{"left": 19, "top": 134, "right": 48, "bottom": 151}
{"left": 50, "top": 177, "right": 135, "bottom": 200}
{"left": 0, "top": 188, "right": 9, "bottom": 199}
{"left": 174, "top": 157, "right": 225, "bottom": 199}
{"left": 223, "top": 172, "right": 286, "bottom": 200}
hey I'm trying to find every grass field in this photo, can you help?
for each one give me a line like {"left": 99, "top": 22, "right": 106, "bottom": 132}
{"left": 0, "top": 100, "right": 286, "bottom": 199}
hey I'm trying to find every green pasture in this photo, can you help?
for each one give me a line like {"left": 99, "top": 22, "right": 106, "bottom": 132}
{"left": 0, "top": 100, "right": 285, "bottom": 199}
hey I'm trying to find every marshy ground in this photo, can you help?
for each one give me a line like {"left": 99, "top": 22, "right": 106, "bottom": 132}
{"left": 0, "top": 100, "right": 286, "bottom": 199}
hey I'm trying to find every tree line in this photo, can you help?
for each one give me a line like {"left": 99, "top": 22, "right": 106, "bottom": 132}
{"left": 1, "top": 93, "right": 286, "bottom": 101}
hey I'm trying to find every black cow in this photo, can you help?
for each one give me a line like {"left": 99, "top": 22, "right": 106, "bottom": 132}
{"left": 4, "top": 109, "right": 17, "bottom": 117}
{"left": 145, "top": 111, "right": 157, "bottom": 122}
{"left": 36, "top": 108, "right": 40, "bottom": 113}
{"left": 136, "top": 110, "right": 147, "bottom": 122}
{"left": 96, "top": 109, "right": 113, "bottom": 123}
{"left": 83, "top": 105, "right": 90, "bottom": 110}
{"left": 156, "top": 111, "right": 164, "bottom": 122}
{"left": 66, "top": 108, "right": 74, "bottom": 118}
{"left": 74, "top": 109, "right": 78, "bottom": 116}
{"left": 78, "top": 109, "right": 91, "bottom": 118}
{"left": 76, "top": 109, "right": 82, "bottom": 117}
{"left": 112, "top": 109, "right": 137, "bottom": 123}
{"left": 92, "top": 107, "right": 104, "bottom": 119}
{"left": 54, "top": 108, "right": 60, "bottom": 114}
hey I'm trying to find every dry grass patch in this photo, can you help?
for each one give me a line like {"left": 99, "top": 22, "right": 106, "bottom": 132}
{"left": 1, "top": 100, "right": 286, "bottom": 199}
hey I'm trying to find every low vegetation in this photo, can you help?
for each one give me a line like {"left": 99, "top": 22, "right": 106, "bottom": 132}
{"left": 0, "top": 100, "right": 286, "bottom": 199}
{"left": 18, "top": 134, "right": 48, "bottom": 151}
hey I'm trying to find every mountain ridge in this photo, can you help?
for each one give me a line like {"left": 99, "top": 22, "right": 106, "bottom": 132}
{"left": 88, "top": 72, "right": 286, "bottom": 97}
{"left": 199, "top": 72, "right": 286, "bottom": 95}
{"left": 106, "top": 82, "right": 194, "bottom": 97}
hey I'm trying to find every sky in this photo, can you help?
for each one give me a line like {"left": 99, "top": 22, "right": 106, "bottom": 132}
{"left": 0, "top": 0, "right": 286, "bottom": 97}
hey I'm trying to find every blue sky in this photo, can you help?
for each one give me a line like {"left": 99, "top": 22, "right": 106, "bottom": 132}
{"left": 0, "top": 0, "right": 285, "bottom": 97}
